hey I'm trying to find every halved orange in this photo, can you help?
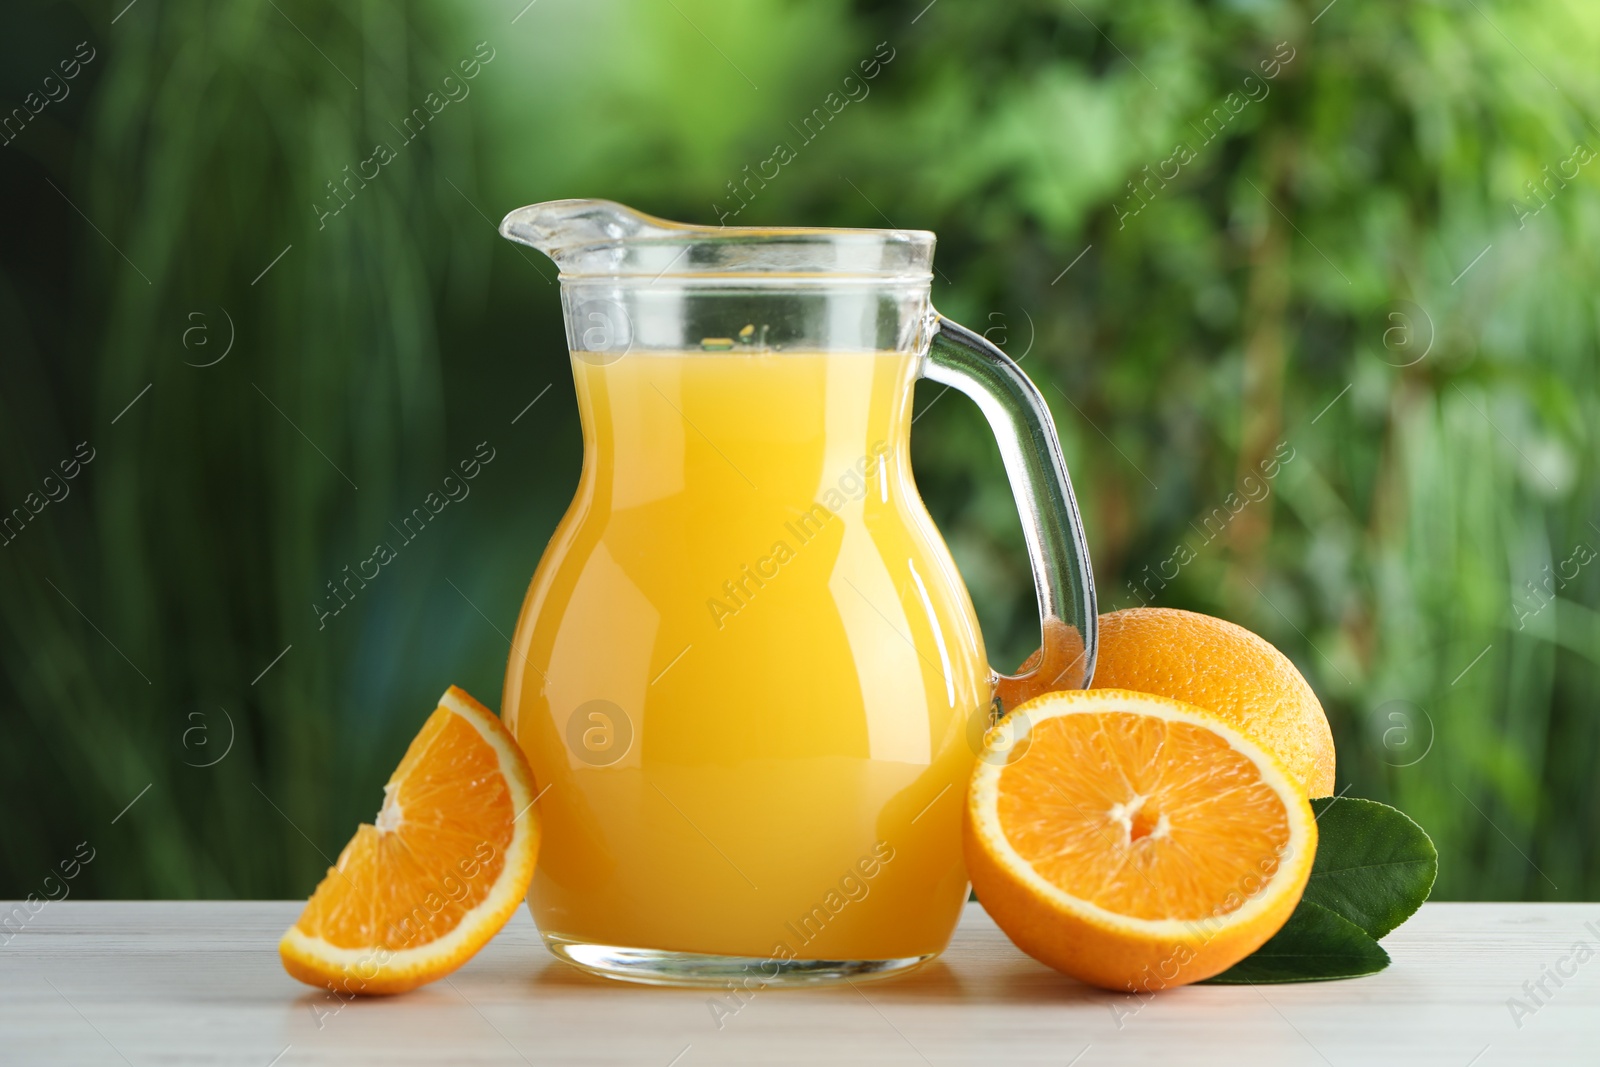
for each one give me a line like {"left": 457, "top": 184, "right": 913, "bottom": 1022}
{"left": 279, "top": 686, "right": 540, "bottom": 995}
{"left": 965, "top": 688, "right": 1315, "bottom": 991}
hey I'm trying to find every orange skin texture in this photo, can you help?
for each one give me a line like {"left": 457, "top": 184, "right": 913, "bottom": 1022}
{"left": 1013, "top": 608, "right": 1336, "bottom": 797}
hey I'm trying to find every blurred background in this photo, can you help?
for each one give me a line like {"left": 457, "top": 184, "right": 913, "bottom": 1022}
{"left": 3, "top": 0, "right": 1597, "bottom": 902}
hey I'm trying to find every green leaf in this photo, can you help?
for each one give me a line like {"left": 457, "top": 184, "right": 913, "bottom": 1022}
{"left": 1202, "top": 796, "right": 1436, "bottom": 984}
{"left": 1202, "top": 901, "right": 1390, "bottom": 984}
{"left": 1303, "top": 797, "right": 1438, "bottom": 940}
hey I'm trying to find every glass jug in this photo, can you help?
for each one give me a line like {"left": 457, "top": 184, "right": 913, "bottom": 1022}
{"left": 498, "top": 200, "right": 1097, "bottom": 986}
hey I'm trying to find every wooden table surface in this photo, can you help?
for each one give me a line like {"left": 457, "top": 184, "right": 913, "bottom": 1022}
{"left": 2, "top": 901, "right": 1594, "bottom": 1065}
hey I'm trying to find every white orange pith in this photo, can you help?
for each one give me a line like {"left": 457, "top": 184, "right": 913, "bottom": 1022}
{"left": 279, "top": 686, "right": 540, "bottom": 995}
{"left": 965, "top": 688, "right": 1315, "bottom": 991}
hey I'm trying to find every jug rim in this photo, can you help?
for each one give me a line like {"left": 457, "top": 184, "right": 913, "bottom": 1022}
{"left": 500, "top": 199, "right": 935, "bottom": 283}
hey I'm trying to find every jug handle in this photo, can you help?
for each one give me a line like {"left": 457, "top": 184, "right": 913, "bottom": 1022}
{"left": 922, "top": 314, "right": 1098, "bottom": 710}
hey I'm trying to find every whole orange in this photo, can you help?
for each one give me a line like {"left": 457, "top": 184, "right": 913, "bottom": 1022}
{"left": 1010, "top": 608, "right": 1335, "bottom": 797}
{"left": 1091, "top": 608, "right": 1335, "bottom": 797}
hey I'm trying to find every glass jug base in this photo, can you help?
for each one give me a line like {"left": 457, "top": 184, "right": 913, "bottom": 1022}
{"left": 542, "top": 933, "right": 936, "bottom": 988}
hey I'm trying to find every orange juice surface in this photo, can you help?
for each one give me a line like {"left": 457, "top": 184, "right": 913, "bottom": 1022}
{"left": 504, "top": 349, "right": 990, "bottom": 962}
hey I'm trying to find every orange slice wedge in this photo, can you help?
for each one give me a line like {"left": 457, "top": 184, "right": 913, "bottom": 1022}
{"left": 965, "top": 688, "right": 1315, "bottom": 991}
{"left": 279, "top": 686, "right": 540, "bottom": 995}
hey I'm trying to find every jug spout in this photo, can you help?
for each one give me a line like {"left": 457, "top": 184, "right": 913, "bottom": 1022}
{"left": 499, "top": 199, "right": 684, "bottom": 269}
{"left": 498, "top": 199, "right": 935, "bottom": 281}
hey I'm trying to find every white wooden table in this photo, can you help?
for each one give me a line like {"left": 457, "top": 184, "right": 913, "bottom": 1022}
{"left": 1, "top": 901, "right": 1594, "bottom": 1065}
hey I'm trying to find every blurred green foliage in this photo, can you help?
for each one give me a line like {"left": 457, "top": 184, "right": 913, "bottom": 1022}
{"left": 2, "top": 0, "right": 1597, "bottom": 901}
